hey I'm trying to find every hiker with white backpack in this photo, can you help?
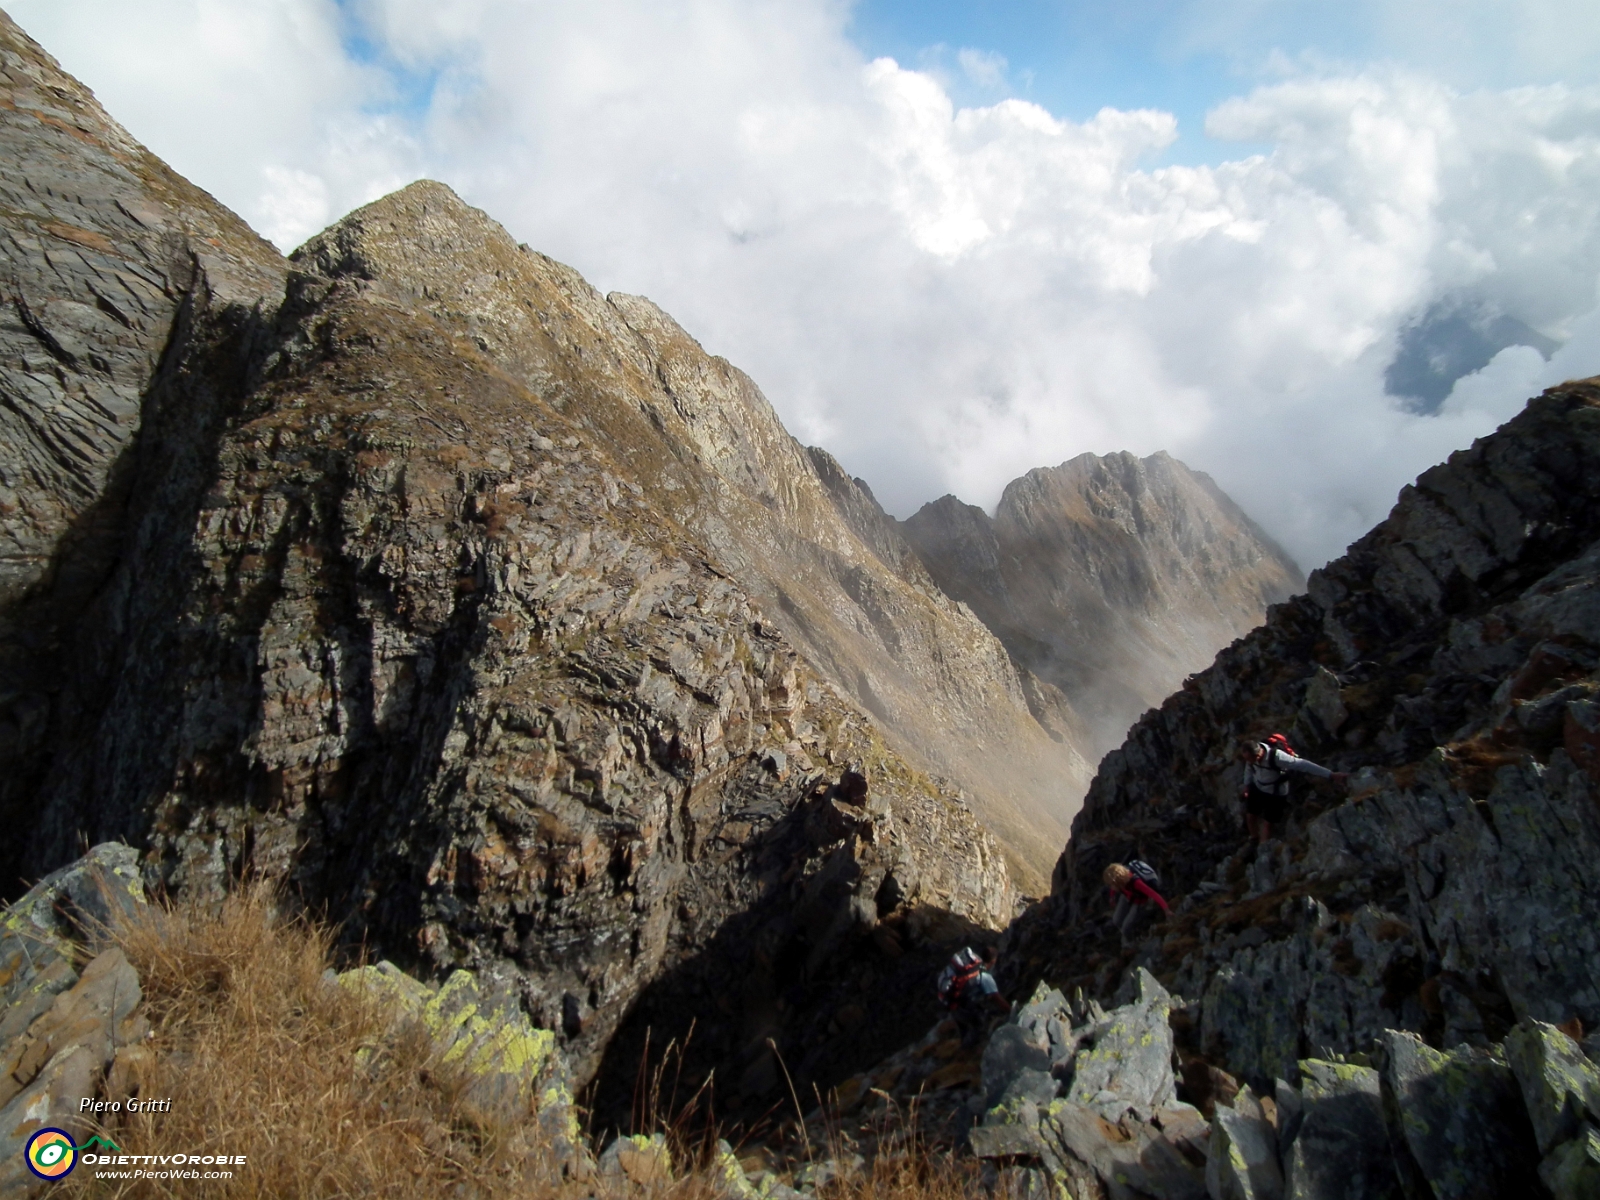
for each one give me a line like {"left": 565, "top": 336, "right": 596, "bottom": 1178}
{"left": 1103, "top": 860, "right": 1170, "bottom": 948}
{"left": 1239, "top": 733, "right": 1349, "bottom": 844}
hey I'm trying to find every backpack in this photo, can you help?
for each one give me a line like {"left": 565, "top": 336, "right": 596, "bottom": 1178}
{"left": 1126, "top": 859, "right": 1161, "bottom": 890}
{"left": 1264, "top": 733, "right": 1296, "bottom": 759}
{"left": 936, "top": 947, "right": 984, "bottom": 1010}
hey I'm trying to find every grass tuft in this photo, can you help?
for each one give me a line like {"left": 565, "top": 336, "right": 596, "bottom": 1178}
{"left": 54, "top": 882, "right": 986, "bottom": 1199}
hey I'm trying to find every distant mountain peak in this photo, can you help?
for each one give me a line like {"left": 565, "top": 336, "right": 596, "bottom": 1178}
{"left": 904, "top": 449, "right": 1303, "bottom": 758}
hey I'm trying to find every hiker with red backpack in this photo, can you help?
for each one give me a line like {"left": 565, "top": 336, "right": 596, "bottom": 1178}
{"left": 1103, "top": 860, "right": 1170, "bottom": 948}
{"left": 1240, "top": 733, "right": 1349, "bottom": 844}
{"left": 936, "top": 945, "right": 1010, "bottom": 1047}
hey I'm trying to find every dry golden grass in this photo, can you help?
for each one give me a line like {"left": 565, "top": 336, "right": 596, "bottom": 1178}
{"left": 46, "top": 884, "right": 980, "bottom": 1200}
{"left": 62, "top": 884, "right": 556, "bottom": 1199}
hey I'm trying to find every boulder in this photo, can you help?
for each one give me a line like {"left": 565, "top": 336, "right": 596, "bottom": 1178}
{"left": 1066, "top": 968, "right": 1177, "bottom": 1120}
{"left": 1043, "top": 1099, "right": 1207, "bottom": 1200}
{"left": 1504, "top": 1019, "right": 1600, "bottom": 1156}
{"left": 1379, "top": 1030, "right": 1541, "bottom": 1200}
{"left": 1206, "top": 1087, "right": 1284, "bottom": 1200}
{"left": 0, "top": 843, "right": 144, "bottom": 1016}
{"left": 996, "top": 1067, "right": 1061, "bottom": 1110}
{"left": 795, "top": 1154, "right": 863, "bottom": 1190}
{"left": 970, "top": 1118, "right": 1051, "bottom": 1160}
{"left": 1540, "top": 1124, "right": 1600, "bottom": 1200}
{"left": 984, "top": 1023, "right": 1055, "bottom": 1107}
{"left": 1283, "top": 1060, "right": 1402, "bottom": 1200}
{"left": 599, "top": 1132, "right": 673, "bottom": 1186}
{"left": 338, "top": 958, "right": 586, "bottom": 1173}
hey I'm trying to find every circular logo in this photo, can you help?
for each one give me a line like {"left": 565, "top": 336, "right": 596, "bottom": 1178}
{"left": 25, "top": 1128, "right": 77, "bottom": 1180}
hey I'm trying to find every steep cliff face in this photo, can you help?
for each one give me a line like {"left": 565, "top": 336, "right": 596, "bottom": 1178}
{"left": 903, "top": 451, "right": 1303, "bottom": 760}
{"left": 0, "top": 10, "right": 285, "bottom": 891}
{"left": 286, "top": 183, "right": 1095, "bottom": 882}
{"left": 1007, "top": 381, "right": 1600, "bottom": 1092}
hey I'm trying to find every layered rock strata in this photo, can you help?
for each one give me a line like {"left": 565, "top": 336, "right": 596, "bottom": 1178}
{"left": 286, "top": 184, "right": 1095, "bottom": 880}
{"left": 902, "top": 451, "right": 1302, "bottom": 759}
{"left": 0, "top": 9, "right": 284, "bottom": 892}
{"left": 1007, "top": 380, "right": 1600, "bottom": 1120}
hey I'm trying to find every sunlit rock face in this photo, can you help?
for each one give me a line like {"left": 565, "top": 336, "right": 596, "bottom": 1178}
{"left": 903, "top": 450, "right": 1303, "bottom": 759}
{"left": 283, "top": 180, "right": 1101, "bottom": 888}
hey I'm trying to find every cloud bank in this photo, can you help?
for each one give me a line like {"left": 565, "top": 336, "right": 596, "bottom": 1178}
{"left": 15, "top": 0, "right": 1600, "bottom": 570}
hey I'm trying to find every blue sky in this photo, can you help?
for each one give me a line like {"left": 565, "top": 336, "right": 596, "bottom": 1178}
{"left": 848, "top": 0, "right": 1257, "bottom": 163}
{"left": 12, "top": 0, "right": 1600, "bottom": 570}
{"left": 847, "top": 0, "right": 1600, "bottom": 162}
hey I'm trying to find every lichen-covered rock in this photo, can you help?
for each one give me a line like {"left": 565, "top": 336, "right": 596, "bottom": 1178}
{"left": 1206, "top": 1087, "right": 1284, "bottom": 1200}
{"left": 599, "top": 1132, "right": 673, "bottom": 1186}
{"left": 0, "top": 842, "right": 144, "bottom": 1017}
{"left": 1540, "top": 1124, "right": 1600, "bottom": 1200}
{"left": 1282, "top": 1060, "right": 1401, "bottom": 1200}
{"left": 1065, "top": 968, "right": 1176, "bottom": 1120}
{"left": 1504, "top": 1019, "right": 1600, "bottom": 1156}
{"left": 1379, "top": 1030, "right": 1541, "bottom": 1200}
{"left": 339, "top": 960, "right": 562, "bottom": 1122}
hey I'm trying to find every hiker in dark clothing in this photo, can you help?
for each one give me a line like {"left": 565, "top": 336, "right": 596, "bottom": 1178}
{"left": 1104, "top": 862, "right": 1170, "bottom": 947}
{"left": 1240, "top": 734, "right": 1349, "bottom": 844}
{"left": 938, "top": 945, "right": 1010, "bottom": 1047}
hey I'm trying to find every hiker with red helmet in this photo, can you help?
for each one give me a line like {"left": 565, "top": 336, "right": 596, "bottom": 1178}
{"left": 1104, "top": 861, "right": 1170, "bottom": 948}
{"left": 1240, "top": 733, "right": 1349, "bottom": 844}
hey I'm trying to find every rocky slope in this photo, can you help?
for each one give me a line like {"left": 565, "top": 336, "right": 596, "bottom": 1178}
{"left": 991, "top": 378, "right": 1600, "bottom": 1192}
{"left": 771, "top": 380, "right": 1600, "bottom": 1199}
{"left": 903, "top": 451, "right": 1303, "bottom": 760}
{"left": 285, "top": 185, "right": 1096, "bottom": 882}
{"left": 0, "top": 9, "right": 1015, "bottom": 1121}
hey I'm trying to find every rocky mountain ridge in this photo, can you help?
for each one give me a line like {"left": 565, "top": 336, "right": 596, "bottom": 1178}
{"left": 0, "top": 5, "right": 1350, "bottom": 1150}
{"left": 285, "top": 183, "right": 1098, "bottom": 884}
{"left": 984, "top": 378, "right": 1600, "bottom": 1195}
{"left": 902, "top": 451, "right": 1303, "bottom": 761}
{"left": 0, "top": 8, "right": 1015, "bottom": 1121}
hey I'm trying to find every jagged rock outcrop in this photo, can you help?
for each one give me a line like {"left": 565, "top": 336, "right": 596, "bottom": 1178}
{"left": 902, "top": 451, "right": 1303, "bottom": 759}
{"left": 0, "top": 10, "right": 1024, "bottom": 1125}
{"left": 0, "top": 10, "right": 285, "bottom": 895}
{"left": 992, "top": 379, "right": 1600, "bottom": 1194}
{"left": 0, "top": 844, "right": 148, "bottom": 1195}
{"left": 919, "top": 967, "right": 1600, "bottom": 1200}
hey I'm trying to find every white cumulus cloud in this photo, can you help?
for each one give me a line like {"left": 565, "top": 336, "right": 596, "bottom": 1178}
{"left": 11, "top": 0, "right": 1600, "bottom": 571}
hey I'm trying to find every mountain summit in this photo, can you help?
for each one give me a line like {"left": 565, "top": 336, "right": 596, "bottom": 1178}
{"left": 904, "top": 450, "right": 1303, "bottom": 759}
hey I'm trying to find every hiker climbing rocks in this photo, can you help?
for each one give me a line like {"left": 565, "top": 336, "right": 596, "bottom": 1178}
{"left": 1103, "top": 861, "right": 1170, "bottom": 947}
{"left": 1240, "top": 733, "right": 1348, "bottom": 844}
{"left": 937, "top": 945, "right": 1009, "bottom": 1047}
